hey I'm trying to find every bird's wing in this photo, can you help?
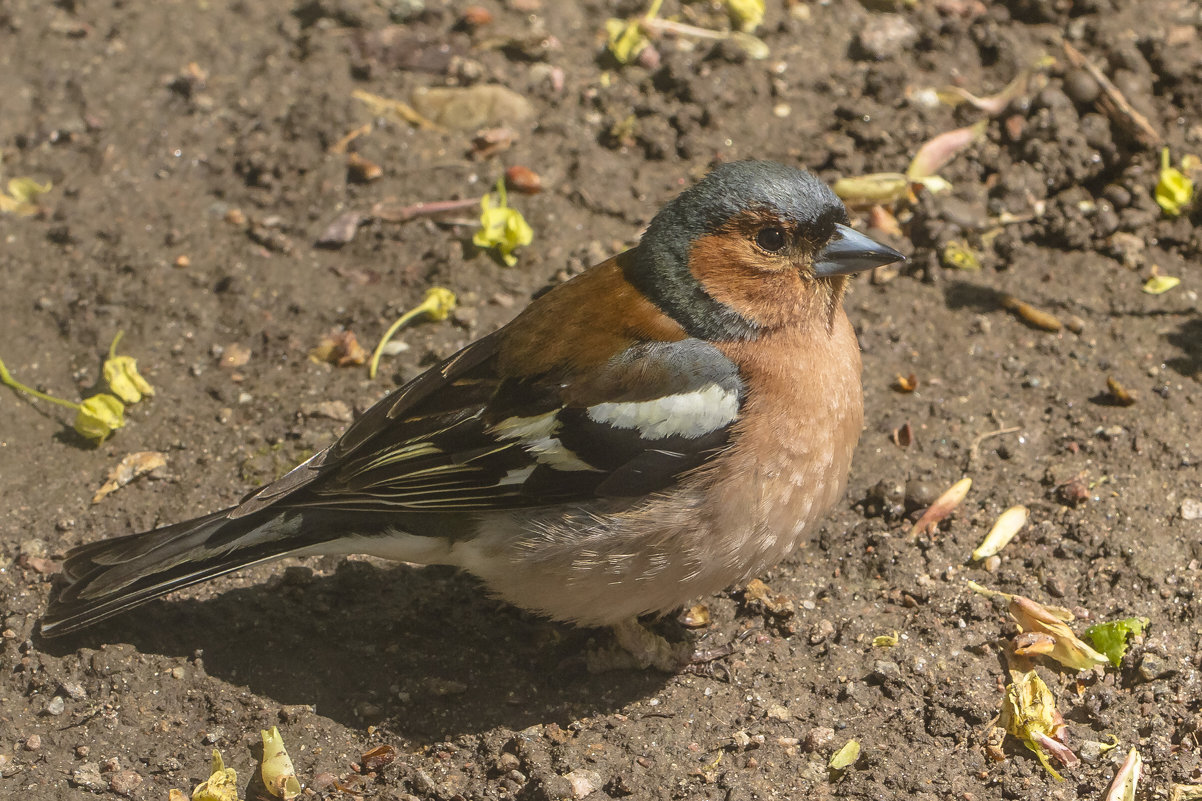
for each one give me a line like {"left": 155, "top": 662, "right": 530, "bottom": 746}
{"left": 232, "top": 332, "right": 744, "bottom": 517}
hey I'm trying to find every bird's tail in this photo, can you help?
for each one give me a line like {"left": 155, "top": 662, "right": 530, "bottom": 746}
{"left": 41, "top": 507, "right": 313, "bottom": 637}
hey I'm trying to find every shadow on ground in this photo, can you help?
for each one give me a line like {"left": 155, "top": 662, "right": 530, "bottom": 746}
{"left": 39, "top": 560, "right": 670, "bottom": 740}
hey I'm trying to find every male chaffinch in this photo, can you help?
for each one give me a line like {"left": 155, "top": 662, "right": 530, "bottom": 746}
{"left": 42, "top": 160, "right": 903, "bottom": 667}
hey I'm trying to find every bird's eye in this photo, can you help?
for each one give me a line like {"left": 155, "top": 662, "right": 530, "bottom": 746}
{"left": 755, "top": 226, "right": 787, "bottom": 252}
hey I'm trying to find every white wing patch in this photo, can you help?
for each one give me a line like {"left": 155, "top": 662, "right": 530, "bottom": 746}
{"left": 491, "top": 411, "right": 599, "bottom": 472}
{"left": 586, "top": 383, "right": 739, "bottom": 440}
{"left": 489, "top": 411, "right": 557, "bottom": 440}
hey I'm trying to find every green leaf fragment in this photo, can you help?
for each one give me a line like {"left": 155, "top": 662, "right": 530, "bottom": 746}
{"left": 1084, "top": 617, "right": 1150, "bottom": 668}
{"left": 828, "top": 740, "right": 860, "bottom": 772}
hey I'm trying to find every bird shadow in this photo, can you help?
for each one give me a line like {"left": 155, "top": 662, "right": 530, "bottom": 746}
{"left": 37, "top": 559, "right": 671, "bottom": 742}
{"left": 1165, "top": 315, "right": 1202, "bottom": 378}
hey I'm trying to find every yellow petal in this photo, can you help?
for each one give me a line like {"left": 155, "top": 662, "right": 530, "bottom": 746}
{"left": 1156, "top": 148, "right": 1195, "bottom": 217}
{"left": 2, "top": 177, "right": 52, "bottom": 216}
{"left": 606, "top": 18, "right": 648, "bottom": 64}
{"left": 260, "top": 727, "right": 301, "bottom": 801}
{"left": 192, "top": 750, "right": 240, "bottom": 801}
{"left": 725, "top": 0, "right": 764, "bottom": 32}
{"left": 420, "top": 287, "right": 458, "bottom": 321}
{"left": 104, "top": 355, "right": 154, "bottom": 403}
{"left": 1142, "top": 275, "right": 1181, "bottom": 294}
{"left": 74, "top": 394, "right": 126, "bottom": 445}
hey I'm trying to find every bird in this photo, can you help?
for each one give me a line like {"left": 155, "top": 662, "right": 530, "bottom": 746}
{"left": 41, "top": 160, "right": 903, "bottom": 668}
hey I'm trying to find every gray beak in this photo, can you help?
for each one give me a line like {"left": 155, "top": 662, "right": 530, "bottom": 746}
{"left": 813, "top": 223, "right": 905, "bottom": 277}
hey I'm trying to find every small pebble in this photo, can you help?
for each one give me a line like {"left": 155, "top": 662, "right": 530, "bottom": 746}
{"left": 1181, "top": 499, "right": 1202, "bottom": 521}
{"left": 60, "top": 682, "right": 86, "bottom": 701}
{"left": 802, "top": 726, "right": 835, "bottom": 752}
{"left": 857, "top": 14, "right": 918, "bottom": 59}
{"left": 43, "top": 696, "right": 65, "bottom": 716}
{"left": 1138, "top": 653, "right": 1171, "bottom": 681}
{"left": 1062, "top": 69, "right": 1101, "bottom": 106}
{"left": 766, "top": 704, "right": 792, "bottom": 721}
{"left": 310, "top": 772, "right": 337, "bottom": 792}
{"left": 109, "top": 769, "right": 144, "bottom": 797}
{"left": 872, "top": 660, "right": 902, "bottom": 682}
{"left": 71, "top": 763, "right": 105, "bottom": 791}
{"left": 24, "top": 735, "right": 42, "bottom": 751}
{"left": 809, "top": 619, "right": 835, "bottom": 645}
{"left": 563, "top": 769, "right": 601, "bottom": 799}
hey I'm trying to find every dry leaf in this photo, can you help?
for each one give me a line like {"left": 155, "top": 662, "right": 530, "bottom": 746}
{"left": 310, "top": 329, "right": 367, "bottom": 367}
{"left": 93, "top": 451, "right": 168, "bottom": 503}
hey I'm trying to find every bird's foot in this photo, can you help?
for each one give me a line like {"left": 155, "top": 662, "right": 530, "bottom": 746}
{"left": 586, "top": 618, "right": 695, "bottom": 673}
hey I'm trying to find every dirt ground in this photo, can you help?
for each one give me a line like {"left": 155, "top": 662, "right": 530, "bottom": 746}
{"left": 2, "top": 0, "right": 1201, "bottom": 799}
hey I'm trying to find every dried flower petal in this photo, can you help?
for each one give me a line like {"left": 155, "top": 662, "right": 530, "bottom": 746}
{"left": 972, "top": 505, "right": 1028, "bottom": 560}
{"left": 361, "top": 744, "right": 398, "bottom": 771}
{"left": 970, "top": 582, "right": 1109, "bottom": 671}
{"left": 93, "top": 450, "right": 168, "bottom": 504}
{"left": 1001, "top": 295, "right": 1062, "bottom": 332}
{"left": 832, "top": 173, "right": 913, "bottom": 205}
{"left": 910, "top": 477, "right": 972, "bottom": 536}
{"left": 999, "top": 670, "right": 1078, "bottom": 781}
{"left": 1104, "top": 747, "right": 1142, "bottom": 801}
{"left": 907, "top": 121, "right": 988, "bottom": 181}
{"left": 1106, "top": 376, "right": 1137, "bottom": 406}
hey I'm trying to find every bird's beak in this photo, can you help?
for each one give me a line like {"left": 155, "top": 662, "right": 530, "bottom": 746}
{"left": 813, "top": 223, "right": 905, "bottom": 277}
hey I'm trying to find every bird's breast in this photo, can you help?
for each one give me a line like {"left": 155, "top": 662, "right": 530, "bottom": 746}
{"left": 701, "top": 311, "right": 865, "bottom": 575}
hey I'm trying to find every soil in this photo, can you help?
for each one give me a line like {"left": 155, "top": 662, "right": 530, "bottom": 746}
{"left": 2, "top": 0, "right": 1201, "bottom": 799}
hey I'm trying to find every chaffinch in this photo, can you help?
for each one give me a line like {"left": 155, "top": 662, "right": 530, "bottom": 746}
{"left": 42, "top": 160, "right": 903, "bottom": 667}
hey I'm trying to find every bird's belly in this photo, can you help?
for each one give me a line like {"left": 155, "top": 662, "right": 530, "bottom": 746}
{"left": 449, "top": 434, "right": 853, "bottom": 627}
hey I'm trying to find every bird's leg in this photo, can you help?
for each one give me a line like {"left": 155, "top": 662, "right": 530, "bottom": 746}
{"left": 586, "top": 618, "right": 693, "bottom": 673}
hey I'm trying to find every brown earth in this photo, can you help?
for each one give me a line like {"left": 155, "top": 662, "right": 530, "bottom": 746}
{"left": 2, "top": 0, "right": 1201, "bottom": 799}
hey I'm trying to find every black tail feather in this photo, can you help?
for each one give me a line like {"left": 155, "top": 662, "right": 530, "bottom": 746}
{"left": 41, "top": 508, "right": 308, "bottom": 637}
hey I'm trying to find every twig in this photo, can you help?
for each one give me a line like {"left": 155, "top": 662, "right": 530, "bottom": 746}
{"left": 1062, "top": 41, "right": 1161, "bottom": 147}
{"left": 370, "top": 197, "right": 479, "bottom": 223}
{"left": 966, "top": 425, "right": 1021, "bottom": 470}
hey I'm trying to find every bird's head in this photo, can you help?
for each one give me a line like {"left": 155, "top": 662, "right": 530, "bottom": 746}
{"left": 627, "top": 160, "right": 903, "bottom": 340}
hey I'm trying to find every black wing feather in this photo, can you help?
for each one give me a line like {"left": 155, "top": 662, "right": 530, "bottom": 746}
{"left": 234, "top": 334, "right": 744, "bottom": 517}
